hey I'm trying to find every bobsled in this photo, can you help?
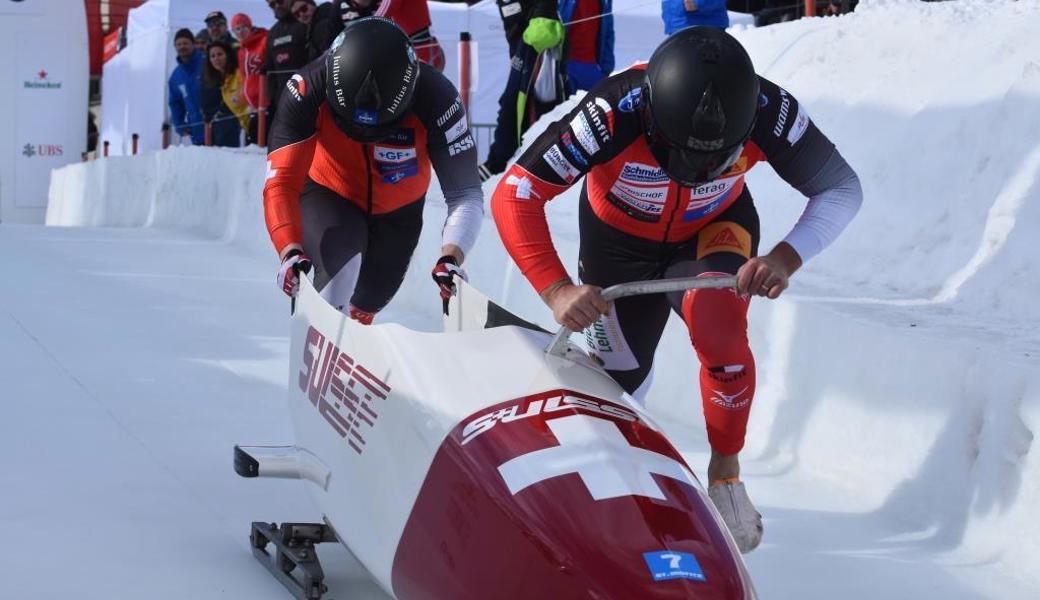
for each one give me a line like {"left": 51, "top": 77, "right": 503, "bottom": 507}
{"left": 234, "top": 274, "right": 757, "bottom": 599}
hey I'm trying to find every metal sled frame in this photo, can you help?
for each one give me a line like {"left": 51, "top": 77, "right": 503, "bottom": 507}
{"left": 250, "top": 521, "right": 339, "bottom": 600}
{"left": 546, "top": 275, "right": 737, "bottom": 357}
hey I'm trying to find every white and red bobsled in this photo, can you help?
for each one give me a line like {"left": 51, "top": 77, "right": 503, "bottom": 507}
{"left": 235, "top": 275, "right": 757, "bottom": 599}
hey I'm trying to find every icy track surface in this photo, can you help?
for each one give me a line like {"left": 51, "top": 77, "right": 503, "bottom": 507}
{"left": 6, "top": 1, "right": 1039, "bottom": 598}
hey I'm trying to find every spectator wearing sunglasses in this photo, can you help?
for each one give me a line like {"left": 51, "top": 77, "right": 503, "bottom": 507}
{"left": 196, "top": 11, "right": 238, "bottom": 50}
{"left": 290, "top": 0, "right": 340, "bottom": 61}
{"left": 265, "top": 0, "right": 310, "bottom": 123}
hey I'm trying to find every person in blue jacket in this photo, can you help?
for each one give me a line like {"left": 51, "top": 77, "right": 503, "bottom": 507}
{"left": 662, "top": 0, "right": 729, "bottom": 33}
{"left": 559, "top": 0, "right": 615, "bottom": 92}
{"left": 168, "top": 28, "right": 205, "bottom": 145}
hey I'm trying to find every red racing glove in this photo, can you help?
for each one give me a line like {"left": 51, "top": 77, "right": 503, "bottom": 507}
{"left": 431, "top": 255, "right": 467, "bottom": 302}
{"left": 277, "top": 250, "right": 312, "bottom": 297}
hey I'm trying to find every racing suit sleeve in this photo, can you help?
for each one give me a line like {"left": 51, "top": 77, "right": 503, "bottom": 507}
{"left": 491, "top": 71, "right": 643, "bottom": 292}
{"left": 263, "top": 63, "right": 322, "bottom": 258}
{"left": 413, "top": 66, "right": 484, "bottom": 257}
{"left": 753, "top": 77, "right": 863, "bottom": 262}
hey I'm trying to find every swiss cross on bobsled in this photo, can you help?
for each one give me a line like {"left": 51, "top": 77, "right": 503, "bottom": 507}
{"left": 391, "top": 389, "right": 752, "bottom": 600}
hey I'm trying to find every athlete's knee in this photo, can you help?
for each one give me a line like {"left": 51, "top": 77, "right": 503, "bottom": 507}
{"left": 681, "top": 274, "right": 751, "bottom": 360}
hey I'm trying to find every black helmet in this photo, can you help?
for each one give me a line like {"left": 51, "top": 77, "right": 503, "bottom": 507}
{"left": 643, "top": 27, "right": 760, "bottom": 186}
{"left": 325, "top": 17, "right": 419, "bottom": 142}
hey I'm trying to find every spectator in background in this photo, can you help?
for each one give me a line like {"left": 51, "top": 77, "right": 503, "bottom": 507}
{"left": 477, "top": 0, "right": 565, "bottom": 181}
{"left": 265, "top": 0, "right": 310, "bottom": 122}
{"left": 336, "top": 1, "right": 446, "bottom": 71}
{"left": 232, "top": 13, "right": 268, "bottom": 145}
{"left": 292, "top": 0, "right": 339, "bottom": 60}
{"left": 560, "top": 0, "right": 614, "bottom": 92}
{"left": 196, "top": 11, "right": 238, "bottom": 49}
{"left": 204, "top": 40, "right": 249, "bottom": 145}
{"left": 168, "top": 28, "right": 205, "bottom": 145}
{"left": 661, "top": 0, "right": 729, "bottom": 33}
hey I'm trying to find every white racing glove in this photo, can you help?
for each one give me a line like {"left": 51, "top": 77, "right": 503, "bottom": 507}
{"left": 277, "top": 250, "right": 312, "bottom": 297}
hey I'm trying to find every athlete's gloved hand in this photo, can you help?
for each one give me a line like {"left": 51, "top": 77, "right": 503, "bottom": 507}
{"left": 431, "top": 255, "right": 467, "bottom": 302}
{"left": 277, "top": 249, "right": 312, "bottom": 298}
{"left": 522, "top": 17, "right": 564, "bottom": 53}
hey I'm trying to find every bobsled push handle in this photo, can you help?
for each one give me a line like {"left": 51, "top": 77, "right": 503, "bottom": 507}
{"left": 546, "top": 275, "right": 737, "bottom": 357}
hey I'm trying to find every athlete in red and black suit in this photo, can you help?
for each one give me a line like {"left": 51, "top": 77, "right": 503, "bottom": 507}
{"left": 491, "top": 27, "right": 863, "bottom": 552}
{"left": 265, "top": 18, "right": 482, "bottom": 323}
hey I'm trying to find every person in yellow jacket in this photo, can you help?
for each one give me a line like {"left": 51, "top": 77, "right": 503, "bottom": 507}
{"left": 203, "top": 39, "right": 250, "bottom": 133}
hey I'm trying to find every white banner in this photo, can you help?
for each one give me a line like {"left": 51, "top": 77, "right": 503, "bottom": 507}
{"left": 15, "top": 29, "right": 70, "bottom": 208}
{"left": 0, "top": 0, "right": 45, "bottom": 15}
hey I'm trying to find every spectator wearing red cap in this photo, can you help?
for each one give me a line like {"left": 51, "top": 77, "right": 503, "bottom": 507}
{"left": 232, "top": 13, "right": 268, "bottom": 145}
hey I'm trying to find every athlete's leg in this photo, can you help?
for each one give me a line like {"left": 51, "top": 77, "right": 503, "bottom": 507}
{"left": 664, "top": 190, "right": 761, "bottom": 475}
{"left": 666, "top": 191, "right": 763, "bottom": 553}
{"left": 349, "top": 198, "right": 425, "bottom": 319}
{"left": 577, "top": 193, "right": 671, "bottom": 399}
{"left": 300, "top": 180, "right": 367, "bottom": 313}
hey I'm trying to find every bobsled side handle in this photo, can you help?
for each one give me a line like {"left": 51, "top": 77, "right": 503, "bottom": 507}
{"left": 545, "top": 275, "right": 737, "bottom": 357}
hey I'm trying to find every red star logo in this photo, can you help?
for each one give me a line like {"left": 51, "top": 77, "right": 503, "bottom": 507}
{"left": 38, "top": 70, "right": 47, "bottom": 80}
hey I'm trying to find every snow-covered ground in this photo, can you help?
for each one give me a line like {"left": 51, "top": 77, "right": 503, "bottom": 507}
{"left": 5, "top": 0, "right": 1039, "bottom": 597}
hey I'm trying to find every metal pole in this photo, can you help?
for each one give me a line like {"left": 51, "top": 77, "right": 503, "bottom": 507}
{"left": 102, "top": 140, "right": 109, "bottom": 157}
{"left": 204, "top": 121, "right": 213, "bottom": 147}
{"left": 805, "top": 0, "right": 817, "bottom": 17}
{"left": 545, "top": 276, "right": 738, "bottom": 357}
{"left": 161, "top": 123, "right": 170, "bottom": 149}
{"left": 131, "top": 133, "right": 139, "bottom": 155}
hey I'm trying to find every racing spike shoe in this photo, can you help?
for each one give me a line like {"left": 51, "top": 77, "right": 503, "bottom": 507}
{"left": 708, "top": 479, "right": 763, "bottom": 553}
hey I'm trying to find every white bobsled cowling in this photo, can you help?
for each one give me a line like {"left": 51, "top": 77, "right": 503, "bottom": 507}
{"left": 251, "top": 276, "right": 755, "bottom": 599}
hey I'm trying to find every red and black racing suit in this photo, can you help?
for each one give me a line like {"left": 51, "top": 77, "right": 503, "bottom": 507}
{"left": 492, "top": 65, "right": 861, "bottom": 455}
{"left": 264, "top": 58, "right": 483, "bottom": 316}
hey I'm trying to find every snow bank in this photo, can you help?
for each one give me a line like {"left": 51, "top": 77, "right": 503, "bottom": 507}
{"left": 46, "top": 0, "right": 1039, "bottom": 589}
{"left": 47, "top": 146, "right": 271, "bottom": 256}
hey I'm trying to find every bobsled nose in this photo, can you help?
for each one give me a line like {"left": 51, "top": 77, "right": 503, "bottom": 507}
{"left": 390, "top": 394, "right": 754, "bottom": 599}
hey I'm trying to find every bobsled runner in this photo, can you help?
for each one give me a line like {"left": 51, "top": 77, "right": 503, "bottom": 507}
{"left": 235, "top": 274, "right": 757, "bottom": 599}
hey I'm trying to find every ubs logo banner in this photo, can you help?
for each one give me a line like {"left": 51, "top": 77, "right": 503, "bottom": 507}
{"left": 21, "top": 143, "right": 64, "bottom": 158}
{"left": 1, "top": 0, "right": 44, "bottom": 15}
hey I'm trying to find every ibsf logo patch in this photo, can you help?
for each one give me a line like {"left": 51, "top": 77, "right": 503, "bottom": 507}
{"left": 298, "top": 326, "right": 391, "bottom": 454}
{"left": 618, "top": 87, "right": 642, "bottom": 113}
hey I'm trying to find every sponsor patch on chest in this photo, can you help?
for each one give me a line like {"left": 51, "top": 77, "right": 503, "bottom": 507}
{"left": 605, "top": 162, "right": 670, "bottom": 222}
{"left": 373, "top": 146, "right": 418, "bottom": 184}
{"left": 682, "top": 174, "right": 741, "bottom": 222}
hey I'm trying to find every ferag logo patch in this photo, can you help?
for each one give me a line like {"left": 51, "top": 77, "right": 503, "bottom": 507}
{"left": 696, "top": 221, "right": 752, "bottom": 259}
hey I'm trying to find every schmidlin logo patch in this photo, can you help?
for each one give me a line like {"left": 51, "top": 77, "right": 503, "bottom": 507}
{"left": 24, "top": 69, "right": 61, "bottom": 89}
{"left": 299, "top": 326, "right": 391, "bottom": 454}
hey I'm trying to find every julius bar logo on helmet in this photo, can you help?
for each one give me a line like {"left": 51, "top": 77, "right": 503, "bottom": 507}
{"left": 324, "top": 17, "right": 419, "bottom": 139}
